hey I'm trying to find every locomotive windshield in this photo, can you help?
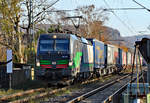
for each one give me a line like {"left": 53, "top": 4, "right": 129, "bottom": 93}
{"left": 56, "top": 40, "right": 69, "bottom": 51}
{"left": 40, "top": 40, "right": 54, "bottom": 52}
{"left": 39, "top": 39, "right": 69, "bottom": 52}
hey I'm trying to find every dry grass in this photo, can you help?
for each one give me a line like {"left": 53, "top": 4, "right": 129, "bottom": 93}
{"left": 0, "top": 89, "right": 23, "bottom": 97}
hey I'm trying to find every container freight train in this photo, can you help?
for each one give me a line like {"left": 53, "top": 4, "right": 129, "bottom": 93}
{"left": 35, "top": 33, "right": 143, "bottom": 85}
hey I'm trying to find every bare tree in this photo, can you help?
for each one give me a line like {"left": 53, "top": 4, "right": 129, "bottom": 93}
{"left": 20, "top": 0, "right": 60, "bottom": 44}
{"left": 75, "top": 5, "right": 109, "bottom": 41}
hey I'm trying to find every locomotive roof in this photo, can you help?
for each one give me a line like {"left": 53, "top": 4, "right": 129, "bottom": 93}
{"left": 39, "top": 33, "right": 86, "bottom": 42}
{"left": 39, "top": 33, "right": 74, "bottom": 39}
{"left": 39, "top": 33, "right": 92, "bottom": 45}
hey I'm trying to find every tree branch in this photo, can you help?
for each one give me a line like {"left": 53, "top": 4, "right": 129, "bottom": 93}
{"left": 0, "top": 41, "right": 13, "bottom": 50}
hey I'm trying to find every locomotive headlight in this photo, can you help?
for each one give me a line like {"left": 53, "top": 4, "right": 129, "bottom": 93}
{"left": 69, "top": 61, "right": 73, "bottom": 66}
{"left": 36, "top": 61, "right": 40, "bottom": 66}
{"left": 53, "top": 35, "right": 57, "bottom": 39}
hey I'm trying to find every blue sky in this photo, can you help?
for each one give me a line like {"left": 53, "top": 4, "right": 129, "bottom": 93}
{"left": 54, "top": 0, "right": 150, "bottom": 37}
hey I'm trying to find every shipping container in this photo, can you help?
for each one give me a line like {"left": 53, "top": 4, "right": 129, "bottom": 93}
{"left": 119, "top": 48, "right": 122, "bottom": 66}
{"left": 114, "top": 46, "right": 119, "bottom": 65}
{"left": 127, "top": 52, "right": 132, "bottom": 65}
{"left": 87, "top": 39, "right": 105, "bottom": 69}
{"left": 140, "top": 56, "right": 143, "bottom": 65}
{"left": 106, "top": 44, "right": 119, "bottom": 66}
{"left": 131, "top": 51, "right": 143, "bottom": 65}
{"left": 107, "top": 44, "right": 114, "bottom": 65}
{"left": 122, "top": 51, "right": 127, "bottom": 65}
{"left": 136, "top": 54, "right": 143, "bottom": 65}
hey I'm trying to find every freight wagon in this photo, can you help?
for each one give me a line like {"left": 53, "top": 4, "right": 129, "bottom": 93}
{"left": 87, "top": 39, "right": 105, "bottom": 76}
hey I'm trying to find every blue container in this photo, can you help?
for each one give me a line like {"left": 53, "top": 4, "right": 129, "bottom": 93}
{"left": 119, "top": 48, "right": 122, "bottom": 66}
{"left": 88, "top": 39, "right": 105, "bottom": 69}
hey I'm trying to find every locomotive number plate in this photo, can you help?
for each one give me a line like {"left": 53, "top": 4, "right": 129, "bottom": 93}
{"left": 52, "top": 62, "right": 56, "bottom": 65}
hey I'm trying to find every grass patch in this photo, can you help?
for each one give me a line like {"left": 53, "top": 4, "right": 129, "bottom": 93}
{"left": 54, "top": 89, "right": 71, "bottom": 97}
{"left": 8, "top": 87, "right": 52, "bottom": 103}
{"left": 0, "top": 89, "right": 23, "bottom": 97}
{"left": 123, "top": 68, "right": 133, "bottom": 73}
{"left": 30, "top": 88, "right": 72, "bottom": 103}
{"left": 28, "top": 100, "right": 36, "bottom": 103}
{"left": 31, "top": 96, "right": 49, "bottom": 103}
{"left": 98, "top": 74, "right": 114, "bottom": 82}
{"left": 63, "top": 89, "right": 71, "bottom": 94}
{"left": 7, "top": 91, "right": 41, "bottom": 102}
{"left": 0, "top": 80, "right": 47, "bottom": 98}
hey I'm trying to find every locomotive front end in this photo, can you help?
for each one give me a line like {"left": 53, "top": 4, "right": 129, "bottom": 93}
{"left": 36, "top": 34, "right": 73, "bottom": 82}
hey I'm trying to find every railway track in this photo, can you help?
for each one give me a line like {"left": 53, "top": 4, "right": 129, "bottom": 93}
{"left": 36, "top": 73, "right": 130, "bottom": 103}
{"left": 66, "top": 74, "right": 131, "bottom": 103}
{"left": 66, "top": 72, "right": 143, "bottom": 103}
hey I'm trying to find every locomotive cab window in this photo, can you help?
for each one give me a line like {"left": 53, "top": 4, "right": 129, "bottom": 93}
{"left": 39, "top": 39, "right": 69, "bottom": 52}
{"left": 55, "top": 40, "right": 69, "bottom": 51}
{"left": 40, "top": 40, "right": 54, "bottom": 52}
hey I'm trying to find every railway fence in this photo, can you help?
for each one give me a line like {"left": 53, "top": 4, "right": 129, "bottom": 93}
{"left": 0, "top": 65, "right": 8, "bottom": 88}
{"left": 0, "top": 62, "right": 32, "bottom": 88}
